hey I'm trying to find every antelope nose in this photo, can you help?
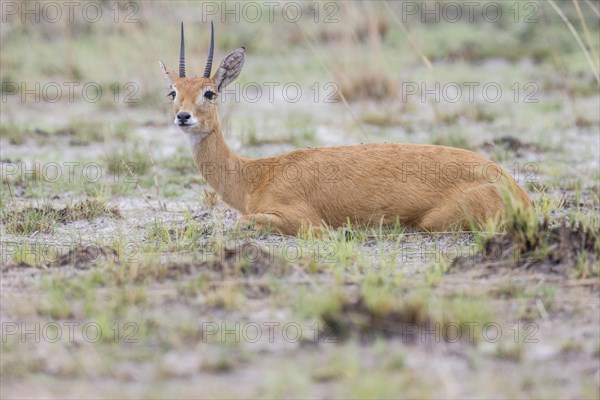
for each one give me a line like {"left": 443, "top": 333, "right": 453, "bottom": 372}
{"left": 177, "top": 111, "right": 191, "bottom": 121}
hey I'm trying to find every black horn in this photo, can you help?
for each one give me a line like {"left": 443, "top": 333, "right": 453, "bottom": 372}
{"left": 203, "top": 21, "right": 214, "bottom": 78}
{"left": 179, "top": 22, "right": 185, "bottom": 77}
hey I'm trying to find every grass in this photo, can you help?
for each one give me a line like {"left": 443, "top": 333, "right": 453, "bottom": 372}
{"left": 424, "top": 261, "right": 451, "bottom": 286}
{"left": 358, "top": 112, "right": 403, "bottom": 127}
{"left": 431, "top": 127, "right": 474, "bottom": 150}
{"left": 0, "top": 157, "right": 148, "bottom": 200}
{"left": 2, "top": 199, "right": 120, "bottom": 235}
{"left": 103, "top": 142, "right": 152, "bottom": 178}
{"left": 495, "top": 342, "right": 524, "bottom": 362}
{"left": 0, "top": 120, "right": 131, "bottom": 146}
{"left": 2, "top": 205, "right": 60, "bottom": 234}
{"left": 61, "top": 120, "right": 132, "bottom": 145}
{"left": 463, "top": 194, "right": 600, "bottom": 279}
{"left": 158, "top": 147, "right": 197, "bottom": 175}
{"left": 0, "top": 124, "right": 51, "bottom": 146}
{"left": 5, "top": 242, "right": 59, "bottom": 268}
{"left": 145, "top": 214, "right": 210, "bottom": 252}
{"left": 334, "top": 71, "right": 398, "bottom": 103}
{"left": 240, "top": 114, "right": 319, "bottom": 148}
{"left": 316, "top": 288, "right": 495, "bottom": 343}
{"left": 4, "top": 189, "right": 598, "bottom": 397}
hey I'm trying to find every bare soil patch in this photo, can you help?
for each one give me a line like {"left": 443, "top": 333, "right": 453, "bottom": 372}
{"left": 55, "top": 245, "right": 119, "bottom": 269}
{"left": 321, "top": 294, "right": 431, "bottom": 341}
{"left": 450, "top": 220, "right": 599, "bottom": 278}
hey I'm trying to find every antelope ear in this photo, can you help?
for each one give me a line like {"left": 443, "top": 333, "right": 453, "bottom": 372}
{"left": 159, "top": 60, "right": 174, "bottom": 88}
{"left": 213, "top": 47, "right": 245, "bottom": 92}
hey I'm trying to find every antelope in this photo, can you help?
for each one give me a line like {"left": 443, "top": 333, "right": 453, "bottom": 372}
{"left": 159, "top": 23, "right": 531, "bottom": 236}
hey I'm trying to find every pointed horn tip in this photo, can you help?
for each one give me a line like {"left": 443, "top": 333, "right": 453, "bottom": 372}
{"left": 203, "top": 20, "right": 215, "bottom": 78}
{"left": 179, "top": 22, "right": 186, "bottom": 77}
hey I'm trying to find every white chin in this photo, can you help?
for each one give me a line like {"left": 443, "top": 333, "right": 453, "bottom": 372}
{"left": 176, "top": 123, "right": 198, "bottom": 131}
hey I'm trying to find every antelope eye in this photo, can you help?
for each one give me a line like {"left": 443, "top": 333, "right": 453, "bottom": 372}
{"left": 204, "top": 90, "right": 217, "bottom": 101}
{"left": 167, "top": 90, "right": 176, "bottom": 100}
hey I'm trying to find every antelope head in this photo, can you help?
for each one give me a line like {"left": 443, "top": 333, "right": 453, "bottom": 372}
{"left": 159, "top": 22, "right": 245, "bottom": 143}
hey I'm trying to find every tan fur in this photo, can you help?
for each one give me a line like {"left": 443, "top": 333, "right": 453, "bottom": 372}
{"left": 162, "top": 65, "right": 531, "bottom": 236}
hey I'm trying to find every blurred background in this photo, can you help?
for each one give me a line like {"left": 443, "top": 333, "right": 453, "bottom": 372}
{"left": 2, "top": 1, "right": 599, "bottom": 197}
{"left": 1, "top": 1, "right": 598, "bottom": 144}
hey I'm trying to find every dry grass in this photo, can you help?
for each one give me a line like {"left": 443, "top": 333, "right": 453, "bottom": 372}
{"left": 2, "top": 199, "right": 120, "bottom": 235}
{"left": 334, "top": 73, "right": 398, "bottom": 102}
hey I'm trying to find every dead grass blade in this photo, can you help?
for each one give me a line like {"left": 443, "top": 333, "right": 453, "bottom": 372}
{"left": 572, "top": 0, "right": 599, "bottom": 72}
{"left": 547, "top": 0, "right": 600, "bottom": 85}
{"left": 383, "top": 1, "right": 433, "bottom": 71}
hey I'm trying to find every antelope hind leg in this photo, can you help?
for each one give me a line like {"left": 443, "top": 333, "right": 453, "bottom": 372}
{"left": 236, "top": 213, "right": 282, "bottom": 233}
{"left": 237, "top": 213, "right": 325, "bottom": 236}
